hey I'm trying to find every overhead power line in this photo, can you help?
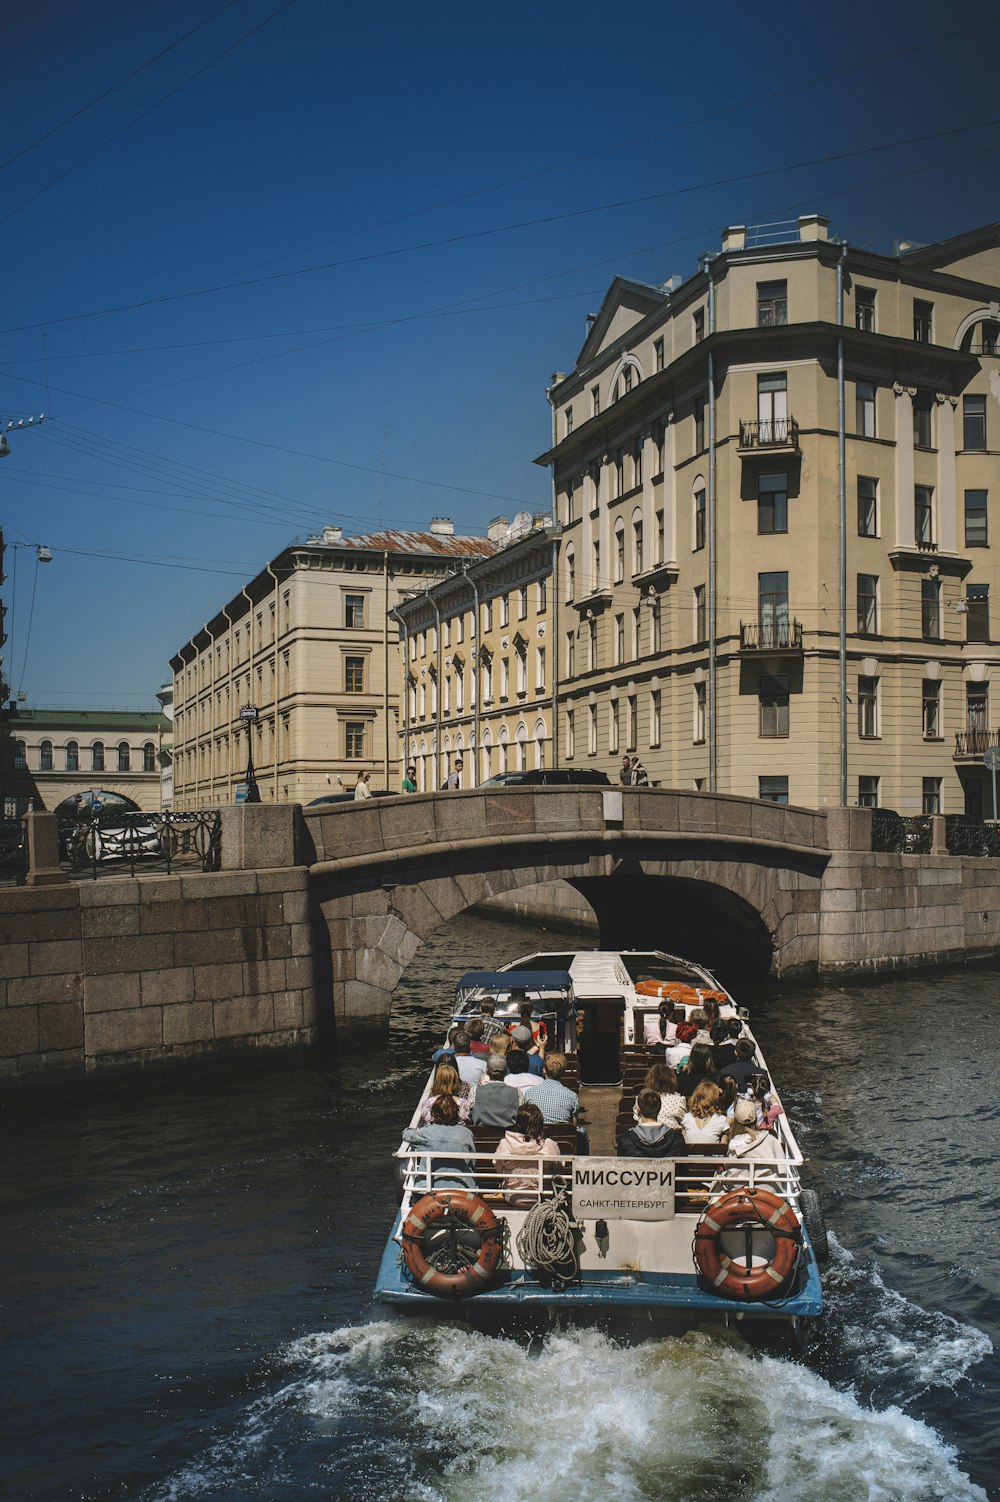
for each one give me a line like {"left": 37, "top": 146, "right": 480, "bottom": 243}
{"left": 0, "top": 0, "right": 298, "bottom": 227}
{"left": 0, "top": 0, "right": 244, "bottom": 175}
{"left": 3, "top": 113, "right": 998, "bottom": 335}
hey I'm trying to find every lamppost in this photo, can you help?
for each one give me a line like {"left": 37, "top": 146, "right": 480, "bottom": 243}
{"left": 239, "top": 704, "right": 261, "bottom": 802}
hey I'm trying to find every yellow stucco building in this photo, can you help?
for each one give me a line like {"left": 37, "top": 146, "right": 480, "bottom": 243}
{"left": 537, "top": 216, "right": 1000, "bottom": 814}
{"left": 169, "top": 523, "right": 492, "bottom": 807}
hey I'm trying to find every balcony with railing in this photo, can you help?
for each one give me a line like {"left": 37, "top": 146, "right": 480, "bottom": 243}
{"left": 954, "top": 728, "right": 1000, "bottom": 760}
{"left": 737, "top": 417, "right": 800, "bottom": 454}
{"left": 739, "top": 619, "right": 803, "bottom": 653}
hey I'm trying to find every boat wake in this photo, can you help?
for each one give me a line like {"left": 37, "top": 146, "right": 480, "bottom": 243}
{"left": 146, "top": 1317, "right": 989, "bottom": 1502}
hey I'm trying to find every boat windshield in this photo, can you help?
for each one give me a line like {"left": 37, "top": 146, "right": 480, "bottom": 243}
{"left": 453, "top": 968, "right": 575, "bottom": 1019}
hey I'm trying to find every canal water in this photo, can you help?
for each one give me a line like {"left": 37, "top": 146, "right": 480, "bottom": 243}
{"left": 2, "top": 909, "right": 997, "bottom": 1501}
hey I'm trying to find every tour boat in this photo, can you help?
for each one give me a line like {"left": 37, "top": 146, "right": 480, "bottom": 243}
{"left": 373, "top": 950, "right": 826, "bottom": 1326}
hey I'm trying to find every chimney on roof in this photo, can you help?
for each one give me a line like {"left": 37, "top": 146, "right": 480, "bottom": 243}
{"left": 721, "top": 224, "right": 746, "bottom": 253}
{"left": 487, "top": 515, "right": 509, "bottom": 544}
{"left": 321, "top": 525, "right": 343, "bottom": 544}
{"left": 430, "top": 517, "right": 454, "bottom": 536}
{"left": 798, "top": 214, "right": 830, "bottom": 242}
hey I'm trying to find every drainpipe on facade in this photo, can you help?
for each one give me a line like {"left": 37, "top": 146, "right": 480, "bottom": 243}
{"left": 222, "top": 603, "right": 235, "bottom": 804}
{"left": 467, "top": 565, "right": 481, "bottom": 786}
{"left": 837, "top": 242, "right": 848, "bottom": 805}
{"left": 265, "top": 563, "right": 280, "bottom": 804}
{"left": 382, "top": 550, "right": 391, "bottom": 791}
{"left": 432, "top": 596, "right": 443, "bottom": 784}
{"left": 550, "top": 528, "right": 560, "bottom": 769}
{"left": 707, "top": 264, "right": 718, "bottom": 793}
{"left": 399, "top": 617, "right": 410, "bottom": 786}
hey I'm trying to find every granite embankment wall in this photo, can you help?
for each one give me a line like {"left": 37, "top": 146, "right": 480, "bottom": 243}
{"left": 0, "top": 867, "right": 317, "bottom": 1083}
{"left": 6, "top": 798, "right": 1000, "bottom": 1085}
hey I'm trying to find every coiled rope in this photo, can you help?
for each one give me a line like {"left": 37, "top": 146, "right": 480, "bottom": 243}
{"left": 515, "top": 1189, "right": 579, "bottom": 1290}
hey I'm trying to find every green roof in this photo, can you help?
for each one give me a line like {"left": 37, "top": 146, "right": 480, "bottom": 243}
{"left": 8, "top": 708, "right": 169, "bottom": 732}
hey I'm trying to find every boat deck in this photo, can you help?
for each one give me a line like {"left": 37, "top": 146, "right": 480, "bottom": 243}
{"left": 578, "top": 1083, "right": 621, "bottom": 1154}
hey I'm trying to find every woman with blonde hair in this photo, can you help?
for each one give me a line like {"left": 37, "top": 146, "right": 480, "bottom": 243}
{"left": 681, "top": 1079, "right": 729, "bottom": 1146}
{"left": 418, "top": 1060, "right": 473, "bottom": 1123}
{"left": 488, "top": 1031, "right": 512, "bottom": 1058}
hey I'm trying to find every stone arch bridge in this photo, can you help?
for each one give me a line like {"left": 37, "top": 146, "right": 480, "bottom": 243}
{"left": 304, "top": 788, "right": 855, "bottom": 1025}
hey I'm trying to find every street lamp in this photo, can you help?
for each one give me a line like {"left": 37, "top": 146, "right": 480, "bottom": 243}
{"left": 238, "top": 704, "right": 261, "bottom": 803}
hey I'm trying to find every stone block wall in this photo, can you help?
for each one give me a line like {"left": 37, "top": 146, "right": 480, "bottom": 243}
{"left": 0, "top": 867, "right": 317, "bottom": 1082}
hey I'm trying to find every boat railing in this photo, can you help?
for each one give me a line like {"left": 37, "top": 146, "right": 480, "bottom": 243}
{"left": 395, "top": 1148, "right": 804, "bottom": 1219}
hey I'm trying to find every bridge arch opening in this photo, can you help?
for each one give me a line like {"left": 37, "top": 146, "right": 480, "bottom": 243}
{"left": 571, "top": 872, "right": 774, "bottom": 994}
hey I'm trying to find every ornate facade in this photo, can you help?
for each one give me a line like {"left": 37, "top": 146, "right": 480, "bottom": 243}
{"left": 537, "top": 216, "right": 1000, "bottom": 813}
{"left": 169, "top": 523, "right": 493, "bottom": 807}
{"left": 391, "top": 516, "right": 557, "bottom": 788}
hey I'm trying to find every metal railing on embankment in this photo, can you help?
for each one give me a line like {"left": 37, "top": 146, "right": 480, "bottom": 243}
{"left": 871, "top": 809, "right": 1000, "bottom": 856}
{"left": 61, "top": 809, "right": 222, "bottom": 879}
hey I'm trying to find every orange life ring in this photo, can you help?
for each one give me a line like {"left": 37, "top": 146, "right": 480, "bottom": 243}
{"left": 636, "top": 980, "right": 701, "bottom": 1003}
{"left": 692, "top": 1188, "right": 802, "bottom": 1300}
{"left": 401, "top": 1190, "right": 505, "bottom": 1299}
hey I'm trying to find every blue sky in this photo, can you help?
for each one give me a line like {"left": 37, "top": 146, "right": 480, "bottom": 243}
{"left": 1, "top": 0, "right": 998, "bottom": 708}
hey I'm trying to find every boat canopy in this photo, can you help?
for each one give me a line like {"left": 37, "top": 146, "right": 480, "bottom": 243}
{"left": 453, "top": 969, "right": 575, "bottom": 1016}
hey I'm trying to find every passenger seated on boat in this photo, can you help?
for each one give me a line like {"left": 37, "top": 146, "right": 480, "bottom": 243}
{"left": 643, "top": 1002, "right": 678, "bottom": 1047}
{"left": 472, "top": 1053, "right": 522, "bottom": 1127}
{"left": 677, "top": 1043, "right": 719, "bottom": 1099}
{"left": 418, "top": 1062, "right": 474, "bottom": 1124}
{"left": 631, "top": 1062, "right": 686, "bottom": 1129}
{"left": 467, "top": 1018, "right": 490, "bottom": 1056}
{"left": 402, "top": 1095, "right": 477, "bottom": 1189}
{"left": 493, "top": 1103, "right": 561, "bottom": 1206}
{"left": 431, "top": 1026, "right": 461, "bottom": 1065}
{"left": 743, "top": 1071, "right": 784, "bottom": 1130}
{"left": 509, "top": 1001, "right": 548, "bottom": 1052}
{"left": 681, "top": 1080, "right": 730, "bottom": 1146}
{"left": 452, "top": 1030, "right": 487, "bottom": 1088}
{"left": 509, "top": 1027, "right": 544, "bottom": 1076}
{"left": 503, "top": 1048, "right": 540, "bottom": 1091}
{"left": 711, "top": 1020, "right": 739, "bottom": 1069}
{"left": 523, "top": 1052, "right": 579, "bottom": 1123}
{"left": 618, "top": 1091, "right": 687, "bottom": 1158}
{"left": 718, "top": 1040, "right": 760, "bottom": 1090}
{"left": 666, "top": 1021, "right": 698, "bottom": 1071}
{"left": 702, "top": 997, "right": 721, "bottom": 1030}
{"left": 487, "top": 1030, "right": 512, "bottom": 1061}
{"left": 688, "top": 1008, "right": 713, "bottom": 1047}
{"left": 708, "top": 1101, "right": 785, "bottom": 1191}
{"left": 476, "top": 998, "right": 507, "bottom": 1045}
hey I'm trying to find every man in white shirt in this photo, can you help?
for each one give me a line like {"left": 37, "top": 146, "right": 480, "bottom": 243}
{"left": 502, "top": 1049, "right": 538, "bottom": 1091}
{"left": 452, "top": 1030, "right": 486, "bottom": 1087}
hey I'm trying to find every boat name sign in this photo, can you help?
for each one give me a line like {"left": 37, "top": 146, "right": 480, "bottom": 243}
{"left": 573, "top": 1159, "right": 675, "bottom": 1220}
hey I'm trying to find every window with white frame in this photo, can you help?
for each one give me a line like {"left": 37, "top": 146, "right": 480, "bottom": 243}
{"left": 922, "top": 679, "right": 941, "bottom": 739}
{"left": 694, "top": 682, "right": 706, "bottom": 744}
{"left": 922, "top": 776, "right": 942, "bottom": 813}
{"left": 588, "top": 703, "right": 597, "bottom": 755}
{"left": 632, "top": 512, "right": 644, "bottom": 574}
{"left": 614, "top": 613, "right": 625, "bottom": 666}
{"left": 535, "top": 646, "right": 545, "bottom": 692}
{"left": 632, "top": 606, "right": 642, "bottom": 660}
{"left": 614, "top": 520, "right": 625, "bottom": 583}
{"left": 627, "top": 694, "right": 637, "bottom": 750}
{"left": 566, "top": 707, "right": 575, "bottom": 759}
{"left": 858, "top": 675, "right": 879, "bottom": 738}
{"left": 650, "top": 688, "right": 661, "bottom": 746}
{"left": 609, "top": 699, "right": 619, "bottom": 754}
{"left": 858, "top": 775, "right": 880, "bottom": 808}
{"left": 857, "top": 574, "right": 879, "bottom": 635}
{"left": 856, "top": 381, "right": 876, "bottom": 438}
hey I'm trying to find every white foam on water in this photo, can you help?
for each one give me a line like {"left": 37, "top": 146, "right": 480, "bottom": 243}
{"left": 264, "top": 1320, "right": 985, "bottom": 1502}
{"left": 822, "top": 1236, "right": 993, "bottom": 1402}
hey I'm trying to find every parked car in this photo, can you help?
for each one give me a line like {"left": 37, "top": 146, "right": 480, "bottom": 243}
{"left": 307, "top": 790, "right": 395, "bottom": 807}
{"left": 481, "top": 768, "right": 612, "bottom": 787}
{"left": 88, "top": 817, "right": 163, "bottom": 863}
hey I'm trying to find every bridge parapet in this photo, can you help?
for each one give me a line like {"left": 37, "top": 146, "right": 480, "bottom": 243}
{"left": 302, "top": 787, "right": 831, "bottom": 873}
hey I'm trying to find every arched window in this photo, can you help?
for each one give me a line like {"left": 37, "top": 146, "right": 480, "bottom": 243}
{"left": 614, "top": 519, "right": 625, "bottom": 582}
{"left": 13, "top": 739, "right": 26, "bottom": 769}
{"left": 565, "top": 545, "right": 576, "bottom": 601}
{"left": 632, "top": 507, "right": 644, "bottom": 575}
{"left": 66, "top": 740, "right": 79, "bottom": 771}
{"left": 143, "top": 742, "right": 156, "bottom": 772}
{"left": 39, "top": 740, "right": 53, "bottom": 771}
{"left": 92, "top": 741, "right": 105, "bottom": 772}
{"left": 118, "top": 742, "right": 131, "bottom": 772}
